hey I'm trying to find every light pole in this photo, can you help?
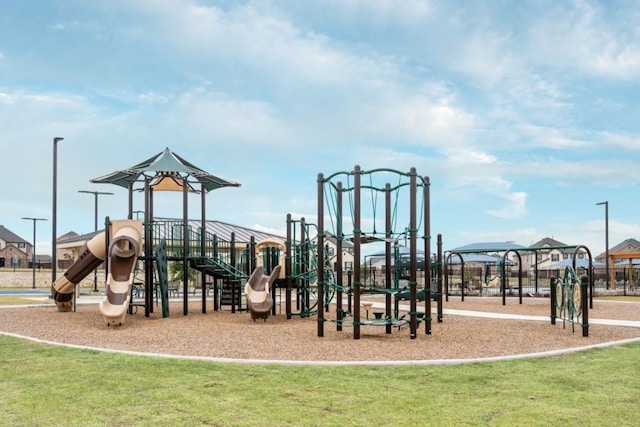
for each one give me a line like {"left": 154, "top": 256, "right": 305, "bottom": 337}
{"left": 596, "top": 201, "right": 609, "bottom": 289}
{"left": 22, "top": 217, "right": 48, "bottom": 289}
{"left": 78, "top": 190, "right": 114, "bottom": 292}
{"left": 52, "top": 137, "right": 64, "bottom": 293}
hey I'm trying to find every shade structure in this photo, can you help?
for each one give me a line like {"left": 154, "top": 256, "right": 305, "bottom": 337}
{"left": 541, "top": 258, "right": 602, "bottom": 269}
{"left": 446, "top": 253, "right": 505, "bottom": 264}
{"left": 368, "top": 246, "right": 425, "bottom": 258}
{"left": 90, "top": 147, "right": 240, "bottom": 192}
{"left": 448, "top": 241, "right": 527, "bottom": 253}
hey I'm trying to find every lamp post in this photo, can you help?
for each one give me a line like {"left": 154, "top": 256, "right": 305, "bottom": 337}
{"left": 22, "top": 217, "right": 47, "bottom": 289}
{"left": 78, "top": 190, "right": 114, "bottom": 292}
{"left": 596, "top": 201, "right": 609, "bottom": 290}
{"left": 52, "top": 137, "right": 64, "bottom": 292}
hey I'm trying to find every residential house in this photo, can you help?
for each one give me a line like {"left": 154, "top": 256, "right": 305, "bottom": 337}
{"left": 0, "top": 225, "right": 31, "bottom": 268}
{"left": 595, "top": 238, "right": 640, "bottom": 264}
{"left": 523, "top": 237, "right": 589, "bottom": 272}
{"left": 314, "top": 231, "right": 355, "bottom": 271}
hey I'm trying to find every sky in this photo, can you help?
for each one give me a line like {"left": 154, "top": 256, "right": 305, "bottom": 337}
{"left": 1, "top": 0, "right": 639, "bottom": 259}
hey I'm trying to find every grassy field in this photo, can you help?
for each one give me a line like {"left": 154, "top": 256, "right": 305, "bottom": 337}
{"left": 1, "top": 333, "right": 639, "bottom": 426}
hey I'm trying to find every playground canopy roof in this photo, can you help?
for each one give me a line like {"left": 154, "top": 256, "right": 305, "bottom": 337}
{"left": 447, "top": 242, "right": 527, "bottom": 253}
{"left": 90, "top": 147, "right": 240, "bottom": 193}
{"left": 367, "top": 246, "right": 425, "bottom": 258}
{"left": 541, "top": 258, "right": 604, "bottom": 269}
{"left": 447, "top": 253, "right": 506, "bottom": 264}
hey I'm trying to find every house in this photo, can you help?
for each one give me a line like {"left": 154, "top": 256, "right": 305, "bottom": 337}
{"left": 313, "top": 231, "right": 355, "bottom": 271}
{"left": 0, "top": 225, "right": 31, "bottom": 268}
{"left": 595, "top": 238, "right": 640, "bottom": 264}
{"left": 523, "top": 237, "right": 589, "bottom": 271}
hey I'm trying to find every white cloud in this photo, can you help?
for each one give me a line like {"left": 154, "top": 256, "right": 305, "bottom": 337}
{"left": 600, "top": 131, "right": 640, "bottom": 150}
{"left": 485, "top": 191, "right": 527, "bottom": 219}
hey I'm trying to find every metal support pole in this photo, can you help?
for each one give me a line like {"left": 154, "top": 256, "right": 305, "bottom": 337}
{"left": 78, "top": 190, "right": 113, "bottom": 292}
{"left": 22, "top": 217, "right": 47, "bottom": 289}
{"left": 596, "top": 201, "right": 609, "bottom": 289}
{"left": 51, "top": 137, "right": 64, "bottom": 295}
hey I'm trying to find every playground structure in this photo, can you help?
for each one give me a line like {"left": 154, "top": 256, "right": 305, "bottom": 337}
{"left": 58, "top": 148, "right": 600, "bottom": 340}
{"left": 551, "top": 264, "right": 590, "bottom": 336}
{"left": 315, "top": 165, "right": 439, "bottom": 340}
{"left": 52, "top": 219, "right": 142, "bottom": 325}
{"left": 444, "top": 243, "right": 596, "bottom": 337}
{"left": 54, "top": 151, "right": 441, "bottom": 338}
{"left": 445, "top": 244, "right": 597, "bottom": 307}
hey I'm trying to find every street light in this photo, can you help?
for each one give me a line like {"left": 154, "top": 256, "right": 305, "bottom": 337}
{"left": 52, "top": 137, "right": 64, "bottom": 291}
{"left": 78, "top": 190, "right": 114, "bottom": 292}
{"left": 596, "top": 201, "right": 609, "bottom": 290}
{"left": 22, "top": 217, "right": 48, "bottom": 289}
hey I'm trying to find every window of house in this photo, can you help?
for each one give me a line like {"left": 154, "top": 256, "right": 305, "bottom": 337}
{"left": 18, "top": 243, "right": 25, "bottom": 249}
{"left": 551, "top": 254, "right": 560, "bottom": 262}
{"left": 577, "top": 253, "right": 585, "bottom": 259}
{"left": 563, "top": 254, "right": 569, "bottom": 259}
{"left": 326, "top": 246, "right": 335, "bottom": 257}
{"left": 344, "top": 261, "right": 353, "bottom": 271}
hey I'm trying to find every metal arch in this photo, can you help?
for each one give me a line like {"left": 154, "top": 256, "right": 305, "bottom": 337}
{"left": 500, "top": 250, "right": 524, "bottom": 305}
{"left": 572, "top": 245, "right": 595, "bottom": 309}
{"left": 444, "top": 251, "right": 465, "bottom": 302}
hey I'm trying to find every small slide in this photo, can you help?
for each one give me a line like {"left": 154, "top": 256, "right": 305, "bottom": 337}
{"left": 244, "top": 265, "right": 281, "bottom": 321}
{"left": 51, "top": 219, "right": 142, "bottom": 326}
{"left": 98, "top": 221, "right": 142, "bottom": 326}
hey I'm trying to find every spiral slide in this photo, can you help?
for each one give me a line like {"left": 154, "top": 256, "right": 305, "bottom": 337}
{"left": 51, "top": 220, "right": 142, "bottom": 326}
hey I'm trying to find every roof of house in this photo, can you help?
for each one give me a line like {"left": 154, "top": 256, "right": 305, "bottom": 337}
{"left": 609, "top": 238, "right": 640, "bottom": 253}
{"left": 0, "top": 225, "right": 29, "bottom": 245}
{"left": 529, "top": 237, "right": 567, "bottom": 248}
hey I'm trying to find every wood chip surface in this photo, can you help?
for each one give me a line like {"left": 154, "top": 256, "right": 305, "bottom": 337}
{"left": 1, "top": 296, "right": 639, "bottom": 364}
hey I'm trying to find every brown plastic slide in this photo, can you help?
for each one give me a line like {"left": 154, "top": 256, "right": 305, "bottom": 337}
{"left": 98, "top": 221, "right": 142, "bottom": 326}
{"left": 52, "top": 232, "right": 107, "bottom": 312}
{"left": 244, "top": 265, "right": 281, "bottom": 321}
{"left": 51, "top": 220, "right": 142, "bottom": 326}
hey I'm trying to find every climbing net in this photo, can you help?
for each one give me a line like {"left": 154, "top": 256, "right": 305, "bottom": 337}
{"left": 316, "top": 165, "right": 431, "bottom": 339}
{"left": 320, "top": 166, "right": 428, "bottom": 246}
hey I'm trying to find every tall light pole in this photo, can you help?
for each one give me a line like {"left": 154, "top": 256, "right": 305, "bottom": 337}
{"left": 52, "top": 136, "right": 64, "bottom": 293}
{"left": 22, "top": 217, "right": 48, "bottom": 289}
{"left": 596, "top": 201, "right": 609, "bottom": 290}
{"left": 78, "top": 190, "right": 114, "bottom": 292}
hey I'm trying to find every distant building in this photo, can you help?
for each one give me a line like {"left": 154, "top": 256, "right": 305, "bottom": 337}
{"left": 523, "top": 237, "right": 589, "bottom": 271}
{"left": 595, "top": 238, "right": 640, "bottom": 264}
{"left": 0, "top": 225, "right": 31, "bottom": 268}
{"left": 314, "top": 231, "right": 355, "bottom": 271}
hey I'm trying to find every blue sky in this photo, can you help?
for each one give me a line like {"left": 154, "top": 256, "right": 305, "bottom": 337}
{"left": 1, "top": 0, "right": 639, "bottom": 258}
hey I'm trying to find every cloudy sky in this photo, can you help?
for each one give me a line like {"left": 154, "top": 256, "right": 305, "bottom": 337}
{"left": 1, "top": 0, "right": 639, "bottom": 258}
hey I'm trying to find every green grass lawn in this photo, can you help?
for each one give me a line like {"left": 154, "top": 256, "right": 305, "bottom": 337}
{"left": 1, "top": 334, "right": 639, "bottom": 426}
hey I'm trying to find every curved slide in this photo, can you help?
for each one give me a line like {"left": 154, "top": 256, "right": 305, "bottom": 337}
{"left": 244, "top": 265, "right": 281, "bottom": 321}
{"left": 52, "top": 232, "right": 107, "bottom": 312}
{"left": 51, "top": 220, "right": 142, "bottom": 326}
